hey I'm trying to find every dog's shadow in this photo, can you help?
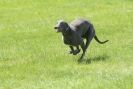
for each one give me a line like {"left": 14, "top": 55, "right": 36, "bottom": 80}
{"left": 78, "top": 55, "right": 109, "bottom": 64}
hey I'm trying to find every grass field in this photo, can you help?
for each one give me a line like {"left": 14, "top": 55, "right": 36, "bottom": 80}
{"left": 0, "top": 0, "right": 133, "bottom": 89}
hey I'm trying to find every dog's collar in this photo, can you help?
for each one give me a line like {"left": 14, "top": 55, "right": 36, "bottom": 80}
{"left": 62, "top": 26, "right": 71, "bottom": 36}
{"left": 65, "top": 26, "right": 70, "bottom": 33}
{"left": 62, "top": 24, "right": 75, "bottom": 35}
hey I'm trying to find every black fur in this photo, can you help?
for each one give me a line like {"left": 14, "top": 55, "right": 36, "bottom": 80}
{"left": 54, "top": 19, "right": 108, "bottom": 60}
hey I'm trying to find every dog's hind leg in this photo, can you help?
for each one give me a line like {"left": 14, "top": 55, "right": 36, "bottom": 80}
{"left": 79, "top": 41, "right": 86, "bottom": 60}
{"left": 85, "top": 25, "right": 95, "bottom": 52}
{"left": 85, "top": 33, "right": 95, "bottom": 51}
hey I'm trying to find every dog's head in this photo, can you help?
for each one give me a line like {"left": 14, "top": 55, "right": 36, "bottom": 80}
{"left": 54, "top": 20, "right": 69, "bottom": 33}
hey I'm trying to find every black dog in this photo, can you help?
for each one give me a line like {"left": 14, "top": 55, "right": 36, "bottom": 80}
{"left": 54, "top": 19, "right": 108, "bottom": 60}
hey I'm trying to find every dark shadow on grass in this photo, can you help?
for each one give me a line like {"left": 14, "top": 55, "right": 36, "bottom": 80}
{"left": 78, "top": 54, "right": 109, "bottom": 64}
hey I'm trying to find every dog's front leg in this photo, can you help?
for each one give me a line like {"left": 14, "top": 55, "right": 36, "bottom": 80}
{"left": 69, "top": 46, "right": 80, "bottom": 55}
{"left": 69, "top": 46, "right": 75, "bottom": 54}
{"left": 73, "top": 46, "right": 80, "bottom": 55}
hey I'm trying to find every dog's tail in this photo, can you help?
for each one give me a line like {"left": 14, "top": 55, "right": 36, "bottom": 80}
{"left": 94, "top": 35, "right": 109, "bottom": 44}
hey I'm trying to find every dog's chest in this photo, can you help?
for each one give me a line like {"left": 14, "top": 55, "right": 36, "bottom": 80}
{"left": 62, "top": 34, "right": 82, "bottom": 46}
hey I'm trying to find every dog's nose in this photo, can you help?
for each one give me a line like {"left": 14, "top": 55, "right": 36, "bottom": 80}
{"left": 54, "top": 27, "right": 58, "bottom": 29}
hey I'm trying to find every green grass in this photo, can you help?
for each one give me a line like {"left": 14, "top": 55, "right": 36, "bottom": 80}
{"left": 0, "top": 0, "right": 133, "bottom": 89}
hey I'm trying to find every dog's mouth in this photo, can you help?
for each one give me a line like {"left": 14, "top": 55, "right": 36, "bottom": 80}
{"left": 54, "top": 26, "right": 60, "bottom": 32}
{"left": 56, "top": 30, "right": 60, "bottom": 33}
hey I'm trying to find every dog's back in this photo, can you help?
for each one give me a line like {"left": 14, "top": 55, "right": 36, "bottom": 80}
{"left": 70, "top": 19, "right": 92, "bottom": 36}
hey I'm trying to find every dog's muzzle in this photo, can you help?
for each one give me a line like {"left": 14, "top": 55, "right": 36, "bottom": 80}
{"left": 54, "top": 26, "right": 60, "bottom": 32}
{"left": 54, "top": 27, "right": 58, "bottom": 29}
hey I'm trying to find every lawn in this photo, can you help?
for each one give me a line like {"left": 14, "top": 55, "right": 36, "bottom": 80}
{"left": 0, "top": 0, "right": 133, "bottom": 89}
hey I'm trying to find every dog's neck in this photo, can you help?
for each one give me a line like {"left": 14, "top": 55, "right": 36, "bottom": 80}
{"left": 62, "top": 26, "right": 71, "bottom": 36}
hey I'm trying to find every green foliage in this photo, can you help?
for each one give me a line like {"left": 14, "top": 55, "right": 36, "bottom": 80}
{"left": 0, "top": 0, "right": 133, "bottom": 89}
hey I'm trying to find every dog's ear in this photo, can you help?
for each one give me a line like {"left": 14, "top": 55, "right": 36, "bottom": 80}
{"left": 57, "top": 20, "right": 64, "bottom": 24}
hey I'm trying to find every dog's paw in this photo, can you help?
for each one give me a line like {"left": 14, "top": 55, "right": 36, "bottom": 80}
{"left": 73, "top": 49, "right": 80, "bottom": 55}
{"left": 68, "top": 50, "right": 73, "bottom": 54}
